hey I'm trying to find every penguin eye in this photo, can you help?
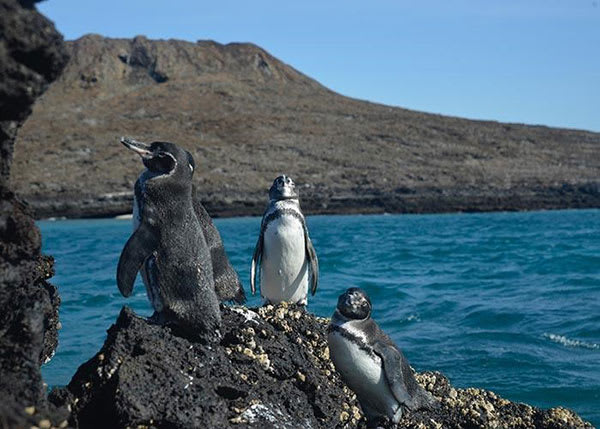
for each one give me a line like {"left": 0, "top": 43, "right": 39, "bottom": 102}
{"left": 189, "top": 163, "right": 194, "bottom": 172}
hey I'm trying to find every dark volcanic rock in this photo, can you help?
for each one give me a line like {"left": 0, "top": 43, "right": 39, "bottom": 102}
{"left": 58, "top": 304, "right": 593, "bottom": 429}
{"left": 11, "top": 35, "right": 600, "bottom": 219}
{"left": 0, "top": 0, "right": 68, "bottom": 427}
{"left": 0, "top": 192, "right": 68, "bottom": 422}
{"left": 0, "top": 0, "right": 68, "bottom": 183}
{"left": 60, "top": 304, "right": 359, "bottom": 429}
{"left": 380, "top": 372, "right": 594, "bottom": 429}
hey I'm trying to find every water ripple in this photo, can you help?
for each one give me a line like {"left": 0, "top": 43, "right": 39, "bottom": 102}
{"left": 543, "top": 333, "right": 600, "bottom": 350}
{"left": 38, "top": 209, "right": 600, "bottom": 426}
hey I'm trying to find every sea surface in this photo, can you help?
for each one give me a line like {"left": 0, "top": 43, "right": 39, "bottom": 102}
{"left": 38, "top": 210, "right": 600, "bottom": 426}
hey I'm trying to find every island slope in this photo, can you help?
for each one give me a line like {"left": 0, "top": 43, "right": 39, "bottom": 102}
{"left": 11, "top": 35, "right": 600, "bottom": 218}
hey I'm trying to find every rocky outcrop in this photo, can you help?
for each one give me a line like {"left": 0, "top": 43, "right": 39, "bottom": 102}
{"left": 55, "top": 305, "right": 355, "bottom": 429}
{"left": 54, "top": 304, "right": 593, "bottom": 429}
{"left": 0, "top": 0, "right": 68, "bottom": 427}
{"left": 0, "top": 4, "right": 594, "bottom": 428}
{"left": 11, "top": 35, "right": 600, "bottom": 219}
{"left": 0, "top": 0, "right": 67, "bottom": 183}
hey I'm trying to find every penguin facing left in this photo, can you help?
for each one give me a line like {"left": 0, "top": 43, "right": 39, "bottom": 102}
{"left": 127, "top": 137, "right": 245, "bottom": 305}
{"left": 118, "top": 137, "right": 221, "bottom": 341}
{"left": 327, "top": 288, "right": 436, "bottom": 426}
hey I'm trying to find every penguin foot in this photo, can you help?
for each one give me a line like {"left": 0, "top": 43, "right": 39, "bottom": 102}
{"left": 366, "top": 416, "right": 393, "bottom": 429}
{"left": 166, "top": 321, "right": 221, "bottom": 345}
{"left": 147, "top": 311, "right": 168, "bottom": 325}
{"left": 147, "top": 312, "right": 220, "bottom": 344}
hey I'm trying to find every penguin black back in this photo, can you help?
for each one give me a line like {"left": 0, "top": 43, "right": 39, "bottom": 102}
{"left": 192, "top": 190, "right": 246, "bottom": 304}
{"left": 117, "top": 138, "right": 221, "bottom": 341}
{"left": 122, "top": 136, "right": 245, "bottom": 302}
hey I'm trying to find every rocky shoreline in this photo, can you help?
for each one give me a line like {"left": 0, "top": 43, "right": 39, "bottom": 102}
{"left": 25, "top": 181, "right": 600, "bottom": 220}
{"left": 47, "top": 304, "right": 595, "bottom": 429}
{"left": 0, "top": 1, "right": 596, "bottom": 428}
{"left": 11, "top": 34, "right": 600, "bottom": 221}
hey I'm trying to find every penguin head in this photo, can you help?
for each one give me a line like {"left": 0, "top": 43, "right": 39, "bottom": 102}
{"left": 269, "top": 174, "right": 298, "bottom": 201}
{"left": 337, "top": 287, "right": 372, "bottom": 320}
{"left": 121, "top": 137, "right": 196, "bottom": 180}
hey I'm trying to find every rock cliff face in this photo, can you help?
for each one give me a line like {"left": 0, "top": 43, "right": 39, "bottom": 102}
{"left": 0, "top": 0, "right": 68, "bottom": 427}
{"left": 11, "top": 35, "right": 600, "bottom": 218}
{"left": 53, "top": 304, "right": 593, "bottom": 429}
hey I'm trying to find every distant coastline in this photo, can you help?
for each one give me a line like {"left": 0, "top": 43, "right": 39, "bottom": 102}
{"left": 27, "top": 182, "right": 600, "bottom": 220}
{"left": 12, "top": 35, "right": 600, "bottom": 223}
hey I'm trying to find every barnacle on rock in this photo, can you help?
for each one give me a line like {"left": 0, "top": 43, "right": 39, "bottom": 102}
{"left": 41, "top": 303, "right": 595, "bottom": 429}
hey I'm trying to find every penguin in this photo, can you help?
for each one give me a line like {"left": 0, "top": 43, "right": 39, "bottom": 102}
{"left": 118, "top": 137, "right": 221, "bottom": 340}
{"left": 250, "top": 175, "right": 318, "bottom": 305}
{"left": 129, "top": 138, "right": 245, "bottom": 305}
{"left": 192, "top": 190, "right": 246, "bottom": 304}
{"left": 327, "top": 288, "right": 436, "bottom": 426}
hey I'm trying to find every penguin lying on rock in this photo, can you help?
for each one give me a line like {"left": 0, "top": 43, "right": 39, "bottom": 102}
{"left": 117, "top": 137, "right": 236, "bottom": 341}
{"left": 328, "top": 288, "right": 436, "bottom": 427}
{"left": 251, "top": 175, "right": 319, "bottom": 305}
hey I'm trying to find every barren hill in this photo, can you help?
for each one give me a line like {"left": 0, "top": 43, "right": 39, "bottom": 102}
{"left": 12, "top": 34, "right": 600, "bottom": 218}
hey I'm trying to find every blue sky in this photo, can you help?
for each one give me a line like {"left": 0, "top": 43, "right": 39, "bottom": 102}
{"left": 39, "top": 0, "right": 600, "bottom": 132}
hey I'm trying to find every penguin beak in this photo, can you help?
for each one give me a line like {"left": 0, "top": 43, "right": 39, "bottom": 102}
{"left": 120, "top": 137, "right": 153, "bottom": 159}
{"left": 344, "top": 293, "right": 354, "bottom": 307}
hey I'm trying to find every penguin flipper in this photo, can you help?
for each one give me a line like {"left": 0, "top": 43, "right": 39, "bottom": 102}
{"left": 303, "top": 226, "right": 319, "bottom": 296}
{"left": 117, "top": 222, "right": 158, "bottom": 297}
{"left": 250, "top": 231, "right": 263, "bottom": 296}
{"left": 372, "top": 336, "right": 435, "bottom": 411}
{"left": 192, "top": 190, "right": 246, "bottom": 304}
{"left": 212, "top": 246, "right": 246, "bottom": 304}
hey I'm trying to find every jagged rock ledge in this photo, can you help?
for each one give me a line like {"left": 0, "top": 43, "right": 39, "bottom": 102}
{"left": 50, "top": 303, "right": 592, "bottom": 429}
{"left": 0, "top": 0, "right": 68, "bottom": 427}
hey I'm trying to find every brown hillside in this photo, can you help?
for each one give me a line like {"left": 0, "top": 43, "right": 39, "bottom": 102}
{"left": 12, "top": 34, "right": 600, "bottom": 218}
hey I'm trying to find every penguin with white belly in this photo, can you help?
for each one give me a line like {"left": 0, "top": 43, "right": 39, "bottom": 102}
{"left": 327, "top": 288, "right": 436, "bottom": 426}
{"left": 250, "top": 175, "right": 319, "bottom": 305}
{"left": 117, "top": 137, "right": 221, "bottom": 341}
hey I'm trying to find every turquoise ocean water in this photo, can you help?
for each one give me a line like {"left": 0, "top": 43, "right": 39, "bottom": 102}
{"left": 38, "top": 210, "right": 600, "bottom": 425}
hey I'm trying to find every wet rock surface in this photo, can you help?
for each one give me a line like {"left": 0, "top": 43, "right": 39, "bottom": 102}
{"left": 56, "top": 304, "right": 593, "bottom": 429}
{"left": 0, "top": 0, "right": 68, "bottom": 427}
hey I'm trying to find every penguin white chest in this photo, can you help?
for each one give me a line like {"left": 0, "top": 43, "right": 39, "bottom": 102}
{"left": 132, "top": 192, "right": 142, "bottom": 232}
{"left": 260, "top": 215, "right": 308, "bottom": 304}
{"left": 328, "top": 328, "right": 399, "bottom": 418}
